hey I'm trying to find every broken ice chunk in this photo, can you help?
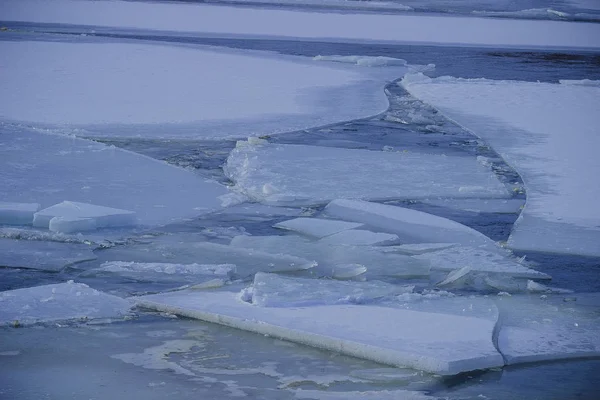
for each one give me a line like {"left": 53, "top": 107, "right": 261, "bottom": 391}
{"left": 319, "top": 230, "right": 399, "bottom": 246}
{"left": 0, "top": 282, "right": 131, "bottom": 326}
{"left": 49, "top": 216, "right": 97, "bottom": 234}
{"left": 383, "top": 243, "right": 458, "bottom": 255}
{"left": 33, "top": 201, "right": 136, "bottom": 231}
{"left": 273, "top": 218, "right": 363, "bottom": 239}
{"left": 0, "top": 238, "right": 96, "bottom": 272}
{"left": 0, "top": 202, "right": 40, "bottom": 225}
{"left": 250, "top": 272, "right": 413, "bottom": 307}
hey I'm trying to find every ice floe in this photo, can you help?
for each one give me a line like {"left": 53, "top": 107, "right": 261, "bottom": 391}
{"left": 402, "top": 73, "right": 600, "bottom": 257}
{"left": 0, "top": 281, "right": 131, "bottom": 326}
{"left": 318, "top": 230, "right": 400, "bottom": 246}
{"left": 0, "top": 238, "right": 96, "bottom": 272}
{"left": 273, "top": 218, "right": 363, "bottom": 239}
{"left": 0, "top": 202, "right": 40, "bottom": 225}
{"left": 34, "top": 201, "right": 136, "bottom": 232}
{"left": 225, "top": 141, "right": 508, "bottom": 206}
{"left": 135, "top": 289, "right": 504, "bottom": 375}
{"left": 294, "top": 389, "right": 434, "bottom": 399}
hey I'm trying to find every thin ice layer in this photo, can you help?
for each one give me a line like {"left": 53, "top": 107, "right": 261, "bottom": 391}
{"left": 86, "top": 261, "right": 234, "bottom": 283}
{"left": 0, "top": 128, "right": 227, "bottom": 227}
{"left": 0, "top": 202, "right": 40, "bottom": 225}
{"left": 225, "top": 142, "right": 508, "bottom": 206}
{"left": 230, "top": 235, "right": 430, "bottom": 279}
{"left": 319, "top": 230, "right": 399, "bottom": 246}
{"left": 496, "top": 294, "right": 600, "bottom": 364}
{"left": 273, "top": 218, "right": 363, "bottom": 239}
{"left": 0, "top": 238, "right": 96, "bottom": 272}
{"left": 0, "top": 40, "right": 395, "bottom": 139}
{"left": 2, "top": 0, "right": 599, "bottom": 49}
{"left": 324, "top": 199, "right": 498, "bottom": 248}
{"left": 0, "top": 281, "right": 131, "bottom": 325}
{"left": 402, "top": 74, "right": 600, "bottom": 257}
{"left": 135, "top": 289, "right": 503, "bottom": 375}
{"left": 34, "top": 201, "right": 136, "bottom": 230}
{"left": 250, "top": 272, "right": 413, "bottom": 307}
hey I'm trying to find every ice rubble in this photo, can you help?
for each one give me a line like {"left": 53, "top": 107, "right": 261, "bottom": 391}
{"left": 402, "top": 74, "right": 600, "bottom": 257}
{"left": 249, "top": 272, "right": 413, "bottom": 307}
{"left": 0, "top": 281, "right": 131, "bottom": 326}
{"left": 0, "top": 40, "right": 396, "bottom": 139}
{"left": 273, "top": 218, "right": 363, "bottom": 239}
{"left": 134, "top": 289, "right": 504, "bottom": 375}
{"left": 0, "top": 202, "right": 40, "bottom": 225}
{"left": 3, "top": 0, "right": 600, "bottom": 49}
{"left": 0, "top": 128, "right": 227, "bottom": 227}
{"left": 86, "top": 262, "right": 234, "bottom": 284}
{"left": 0, "top": 238, "right": 96, "bottom": 272}
{"left": 34, "top": 201, "right": 137, "bottom": 233}
{"left": 225, "top": 141, "right": 508, "bottom": 206}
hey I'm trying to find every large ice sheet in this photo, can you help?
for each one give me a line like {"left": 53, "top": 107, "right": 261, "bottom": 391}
{"left": 135, "top": 289, "right": 503, "bottom": 375}
{"left": 230, "top": 235, "right": 430, "bottom": 279}
{"left": 0, "top": 40, "right": 396, "bottom": 139}
{"left": 250, "top": 272, "right": 413, "bottom": 307}
{"left": 0, "top": 238, "right": 96, "bottom": 272}
{"left": 3, "top": 0, "right": 599, "bottom": 49}
{"left": 225, "top": 141, "right": 509, "bottom": 206}
{"left": 319, "top": 230, "right": 400, "bottom": 246}
{"left": 0, "top": 282, "right": 131, "bottom": 326}
{"left": 273, "top": 218, "right": 363, "bottom": 239}
{"left": 324, "top": 199, "right": 498, "bottom": 248}
{"left": 496, "top": 294, "right": 600, "bottom": 365}
{"left": 0, "top": 202, "right": 40, "bottom": 225}
{"left": 402, "top": 74, "right": 600, "bottom": 256}
{"left": 0, "top": 128, "right": 227, "bottom": 227}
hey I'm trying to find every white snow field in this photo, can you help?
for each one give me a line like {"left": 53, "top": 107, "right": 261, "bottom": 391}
{"left": 135, "top": 288, "right": 504, "bottom": 375}
{"left": 225, "top": 140, "right": 509, "bottom": 206}
{"left": 402, "top": 74, "right": 600, "bottom": 257}
{"left": 0, "top": 128, "right": 228, "bottom": 228}
{"left": 0, "top": 238, "right": 96, "bottom": 272}
{"left": 0, "top": 40, "right": 400, "bottom": 139}
{"left": 0, "top": 281, "right": 131, "bottom": 326}
{"left": 2, "top": 0, "right": 600, "bottom": 50}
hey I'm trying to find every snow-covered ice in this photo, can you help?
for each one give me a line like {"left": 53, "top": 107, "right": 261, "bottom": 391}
{"left": 3, "top": 0, "right": 599, "bottom": 49}
{"left": 0, "top": 281, "right": 131, "bottom": 326}
{"left": 318, "top": 230, "right": 400, "bottom": 246}
{"left": 225, "top": 141, "right": 509, "bottom": 206}
{"left": 402, "top": 74, "right": 600, "bottom": 256}
{"left": 0, "top": 128, "right": 227, "bottom": 227}
{"left": 324, "top": 199, "right": 499, "bottom": 248}
{"left": 496, "top": 294, "right": 600, "bottom": 364}
{"left": 0, "top": 40, "right": 397, "bottom": 139}
{"left": 273, "top": 218, "right": 363, "bottom": 239}
{"left": 0, "top": 238, "right": 96, "bottom": 272}
{"left": 34, "top": 201, "right": 136, "bottom": 232}
{"left": 249, "top": 272, "right": 413, "bottom": 307}
{"left": 86, "top": 262, "right": 234, "bottom": 284}
{"left": 0, "top": 202, "right": 40, "bottom": 225}
{"left": 135, "top": 289, "right": 503, "bottom": 375}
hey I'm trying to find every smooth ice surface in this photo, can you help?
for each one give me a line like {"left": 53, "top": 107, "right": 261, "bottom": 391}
{"left": 0, "top": 238, "right": 96, "bottom": 272}
{"left": 0, "top": 202, "right": 40, "bottom": 225}
{"left": 0, "top": 128, "right": 227, "bottom": 227}
{"left": 421, "top": 198, "right": 524, "bottom": 214}
{"left": 250, "top": 272, "right": 413, "bottom": 307}
{"left": 319, "top": 230, "right": 400, "bottom": 246}
{"left": 324, "top": 199, "right": 498, "bottom": 248}
{"left": 230, "top": 235, "right": 430, "bottom": 279}
{"left": 313, "top": 55, "right": 408, "bottom": 67}
{"left": 34, "top": 201, "right": 136, "bottom": 231}
{"left": 385, "top": 243, "right": 458, "bottom": 255}
{"left": 496, "top": 295, "right": 600, "bottom": 364}
{"left": 135, "top": 289, "right": 503, "bottom": 375}
{"left": 3, "top": 0, "right": 600, "bottom": 49}
{"left": 402, "top": 74, "right": 600, "bottom": 257}
{"left": 0, "top": 282, "right": 131, "bottom": 326}
{"left": 226, "top": 142, "right": 508, "bottom": 206}
{"left": 413, "top": 246, "right": 550, "bottom": 280}
{"left": 0, "top": 41, "right": 394, "bottom": 138}
{"left": 87, "top": 262, "right": 234, "bottom": 284}
{"left": 273, "top": 218, "right": 363, "bottom": 239}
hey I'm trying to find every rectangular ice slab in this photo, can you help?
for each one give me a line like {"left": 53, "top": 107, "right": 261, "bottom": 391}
{"left": 403, "top": 74, "right": 600, "bottom": 257}
{"left": 273, "top": 218, "right": 363, "bottom": 239}
{"left": 135, "top": 289, "right": 503, "bottom": 375}
{"left": 0, "top": 202, "right": 40, "bottom": 225}
{"left": 324, "top": 199, "right": 498, "bottom": 249}
{"left": 0, "top": 282, "right": 131, "bottom": 326}
{"left": 250, "top": 272, "right": 413, "bottom": 307}
{"left": 34, "top": 201, "right": 136, "bottom": 232}
{"left": 225, "top": 141, "right": 508, "bottom": 206}
{"left": 496, "top": 295, "right": 600, "bottom": 365}
{"left": 0, "top": 238, "right": 96, "bottom": 272}
{"left": 319, "top": 230, "right": 399, "bottom": 246}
